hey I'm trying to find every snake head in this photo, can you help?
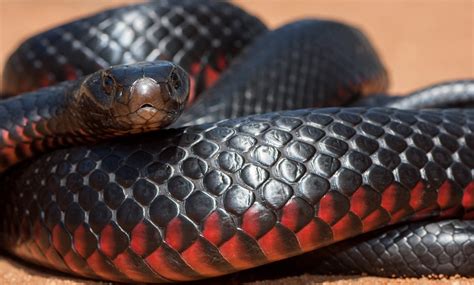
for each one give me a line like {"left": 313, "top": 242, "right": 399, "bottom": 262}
{"left": 79, "top": 61, "right": 189, "bottom": 134}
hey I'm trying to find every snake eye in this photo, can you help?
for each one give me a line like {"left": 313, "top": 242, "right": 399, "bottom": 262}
{"left": 102, "top": 74, "right": 115, "bottom": 95}
{"left": 170, "top": 71, "right": 181, "bottom": 90}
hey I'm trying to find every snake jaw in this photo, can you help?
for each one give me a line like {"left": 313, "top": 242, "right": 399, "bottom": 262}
{"left": 136, "top": 104, "right": 159, "bottom": 119}
{"left": 136, "top": 105, "right": 159, "bottom": 121}
{"left": 126, "top": 77, "right": 177, "bottom": 127}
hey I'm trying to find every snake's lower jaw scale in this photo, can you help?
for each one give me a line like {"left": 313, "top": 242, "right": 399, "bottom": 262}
{"left": 136, "top": 106, "right": 159, "bottom": 120}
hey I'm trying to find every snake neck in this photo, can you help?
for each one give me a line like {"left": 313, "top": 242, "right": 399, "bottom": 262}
{"left": 0, "top": 80, "right": 87, "bottom": 172}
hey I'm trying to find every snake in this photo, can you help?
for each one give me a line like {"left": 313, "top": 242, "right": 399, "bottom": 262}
{"left": 0, "top": 61, "right": 190, "bottom": 172}
{"left": 0, "top": 1, "right": 473, "bottom": 283}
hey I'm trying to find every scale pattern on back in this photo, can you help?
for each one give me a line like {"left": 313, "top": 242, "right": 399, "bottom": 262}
{"left": 304, "top": 219, "right": 474, "bottom": 276}
{"left": 1, "top": 107, "right": 473, "bottom": 282}
{"left": 175, "top": 20, "right": 388, "bottom": 126}
{"left": 2, "top": 0, "right": 267, "bottom": 96}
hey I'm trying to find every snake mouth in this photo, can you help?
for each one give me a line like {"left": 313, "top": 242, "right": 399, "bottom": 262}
{"left": 136, "top": 103, "right": 160, "bottom": 120}
{"left": 139, "top": 103, "right": 156, "bottom": 110}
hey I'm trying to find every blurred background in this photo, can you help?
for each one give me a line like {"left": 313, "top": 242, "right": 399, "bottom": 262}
{"left": 0, "top": 0, "right": 473, "bottom": 94}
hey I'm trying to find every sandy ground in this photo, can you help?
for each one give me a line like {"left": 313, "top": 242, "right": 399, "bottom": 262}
{"left": 0, "top": 0, "right": 473, "bottom": 284}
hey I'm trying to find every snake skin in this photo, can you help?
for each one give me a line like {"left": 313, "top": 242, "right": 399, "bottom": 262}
{"left": 175, "top": 20, "right": 388, "bottom": 126}
{"left": 305, "top": 79, "right": 474, "bottom": 277}
{"left": 389, "top": 80, "right": 474, "bottom": 109}
{"left": 355, "top": 80, "right": 474, "bottom": 109}
{"left": 1, "top": 108, "right": 473, "bottom": 282}
{"left": 1, "top": 1, "right": 473, "bottom": 281}
{"left": 301, "top": 219, "right": 474, "bottom": 277}
{"left": 0, "top": 81, "right": 80, "bottom": 171}
{"left": 1, "top": 0, "right": 267, "bottom": 97}
{"left": 0, "top": 61, "right": 190, "bottom": 172}
{"left": 236, "top": 219, "right": 474, "bottom": 279}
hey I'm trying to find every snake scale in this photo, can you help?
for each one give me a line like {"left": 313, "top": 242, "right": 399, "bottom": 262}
{"left": 0, "top": 1, "right": 473, "bottom": 283}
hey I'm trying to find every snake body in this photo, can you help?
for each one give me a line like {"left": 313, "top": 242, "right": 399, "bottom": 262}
{"left": 0, "top": 1, "right": 473, "bottom": 283}
{"left": 2, "top": 0, "right": 266, "bottom": 100}
{"left": 356, "top": 80, "right": 474, "bottom": 109}
{"left": 2, "top": 107, "right": 474, "bottom": 282}
{"left": 175, "top": 20, "right": 388, "bottom": 126}
{"left": 0, "top": 61, "right": 189, "bottom": 171}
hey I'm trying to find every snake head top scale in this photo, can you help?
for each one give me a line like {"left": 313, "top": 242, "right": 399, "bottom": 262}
{"left": 78, "top": 61, "right": 190, "bottom": 135}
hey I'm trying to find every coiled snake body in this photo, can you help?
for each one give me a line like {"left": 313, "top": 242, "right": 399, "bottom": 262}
{"left": 0, "top": 1, "right": 473, "bottom": 283}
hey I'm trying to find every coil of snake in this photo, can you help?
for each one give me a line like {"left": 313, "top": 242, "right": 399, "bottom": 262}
{"left": 0, "top": 1, "right": 473, "bottom": 283}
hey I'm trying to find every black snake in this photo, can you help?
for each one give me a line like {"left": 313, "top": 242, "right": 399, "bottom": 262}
{"left": 0, "top": 1, "right": 473, "bottom": 283}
